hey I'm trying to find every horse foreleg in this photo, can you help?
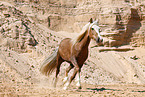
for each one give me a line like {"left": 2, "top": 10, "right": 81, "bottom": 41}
{"left": 63, "top": 64, "right": 74, "bottom": 84}
{"left": 63, "top": 57, "right": 79, "bottom": 90}
{"left": 63, "top": 67, "right": 79, "bottom": 90}
{"left": 76, "top": 69, "right": 82, "bottom": 89}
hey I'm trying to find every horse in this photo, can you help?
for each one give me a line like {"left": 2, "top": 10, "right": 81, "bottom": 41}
{"left": 40, "top": 18, "right": 103, "bottom": 90}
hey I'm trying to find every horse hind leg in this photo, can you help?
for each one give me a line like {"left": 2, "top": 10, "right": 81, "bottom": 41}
{"left": 53, "top": 65, "right": 60, "bottom": 88}
{"left": 53, "top": 55, "right": 63, "bottom": 88}
{"left": 63, "top": 64, "right": 74, "bottom": 85}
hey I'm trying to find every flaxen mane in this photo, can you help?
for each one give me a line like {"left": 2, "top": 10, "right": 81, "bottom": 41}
{"left": 71, "top": 23, "right": 91, "bottom": 46}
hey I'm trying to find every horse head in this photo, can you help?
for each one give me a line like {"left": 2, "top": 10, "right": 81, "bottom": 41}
{"left": 89, "top": 18, "right": 103, "bottom": 43}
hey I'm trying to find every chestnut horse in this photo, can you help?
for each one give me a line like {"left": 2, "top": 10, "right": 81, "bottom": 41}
{"left": 40, "top": 18, "right": 103, "bottom": 90}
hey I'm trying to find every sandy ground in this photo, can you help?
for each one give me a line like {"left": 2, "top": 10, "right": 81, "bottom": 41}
{"left": 0, "top": 46, "right": 145, "bottom": 97}
{"left": 0, "top": 82, "right": 145, "bottom": 97}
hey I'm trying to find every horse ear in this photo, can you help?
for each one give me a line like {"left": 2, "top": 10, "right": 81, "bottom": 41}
{"left": 89, "top": 18, "right": 93, "bottom": 23}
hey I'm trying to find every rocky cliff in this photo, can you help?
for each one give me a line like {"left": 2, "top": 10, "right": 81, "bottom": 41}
{"left": 3, "top": 0, "right": 145, "bottom": 47}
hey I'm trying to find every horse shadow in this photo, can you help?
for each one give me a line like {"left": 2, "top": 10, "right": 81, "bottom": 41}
{"left": 76, "top": 87, "right": 121, "bottom": 93}
{"left": 86, "top": 87, "right": 145, "bottom": 93}
{"left": 132, "top": 90, "right": 145, "bottom": 93}
{"left": 76, "top": 87, "right": 145, "bottom": 93}
{"left": 86, "top": 87, "right": 121, "bottom": 92}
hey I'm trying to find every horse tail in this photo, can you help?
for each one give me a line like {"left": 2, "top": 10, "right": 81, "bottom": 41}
{"left": 40, "top": 47, "right": 59, "bottom": 76}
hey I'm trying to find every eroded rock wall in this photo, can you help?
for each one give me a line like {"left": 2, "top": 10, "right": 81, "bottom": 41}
{"left": 8, "top": 0, "right": 145, "bottom": 47}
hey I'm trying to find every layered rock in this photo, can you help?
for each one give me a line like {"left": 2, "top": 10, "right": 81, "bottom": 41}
{"left": 0, "top": 3, "right": 38, "bottom": 52}
{"left": 3, "top": 0, "right": 144, "bottom": 47}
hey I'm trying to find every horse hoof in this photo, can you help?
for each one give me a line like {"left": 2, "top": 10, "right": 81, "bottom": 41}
{"left": 63, "top": 87, "right": 68, "bottom": 90}
{"left": 78, "top": 86, "right": 82, "bottom": 89}
{"left": 53, "top": 85, "right": 56, "bottom": 88}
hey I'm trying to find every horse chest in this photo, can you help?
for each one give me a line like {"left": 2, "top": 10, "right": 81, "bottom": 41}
{"left": 76, "top": 48, "right": 88, "bottom": 65}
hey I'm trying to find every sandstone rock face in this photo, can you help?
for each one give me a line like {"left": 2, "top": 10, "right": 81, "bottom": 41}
{"left": 0, "top": 3, "right": 37, "bottom": 52}
{"left": 7, "top": 0, "right": 144, "bottom": 47}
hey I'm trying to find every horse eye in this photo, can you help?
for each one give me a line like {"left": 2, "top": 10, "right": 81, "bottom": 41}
{"left": 91, "top": 28, "right": 94, "bottom": 30}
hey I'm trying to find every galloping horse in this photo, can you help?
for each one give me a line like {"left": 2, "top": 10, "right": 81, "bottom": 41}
{"left": 40, "top": 18, "right": 103, "bottom": 90}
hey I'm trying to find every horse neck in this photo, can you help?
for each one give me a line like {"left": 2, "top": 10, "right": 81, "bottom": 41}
{"left": 77, "top": 30, "right": 91, "bottom": 49}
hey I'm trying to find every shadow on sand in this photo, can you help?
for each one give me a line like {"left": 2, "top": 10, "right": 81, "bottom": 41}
{"left": 76, "top": 87, "right": 121, "bottom": 93}
{"left": 86, "top": 87, "right": 121, "bottom": 92}
{"left": 132, "top": 90, "right": 145, "bottom": 93}
{"left": 76, "top": 87, "right": 145, "bottom": 93}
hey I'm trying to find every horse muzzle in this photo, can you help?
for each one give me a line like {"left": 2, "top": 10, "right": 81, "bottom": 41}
{"left": 96, "top": 37, "right": 103, "bottom": 43}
